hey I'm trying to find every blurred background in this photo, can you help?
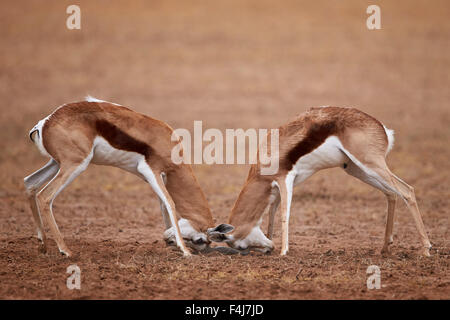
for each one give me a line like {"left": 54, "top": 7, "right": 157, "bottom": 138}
{"left": 0, "top": 0, "right": 448, "bottom": 299}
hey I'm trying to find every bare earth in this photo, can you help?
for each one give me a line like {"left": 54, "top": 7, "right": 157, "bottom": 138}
{"left": 0, "top": 0, "right": 448, "bottom": 299}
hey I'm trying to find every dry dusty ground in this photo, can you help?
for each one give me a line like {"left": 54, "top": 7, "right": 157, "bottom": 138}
{"left": 0, "top": 0, "right": 449, "bottom": 299}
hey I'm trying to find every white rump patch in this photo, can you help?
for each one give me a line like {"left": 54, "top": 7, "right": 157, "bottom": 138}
{"left": 29, "top": 102, "right": 69, "bottom": 158}
{"left": 383, "top": 125, "right": 395, "bottom": 155}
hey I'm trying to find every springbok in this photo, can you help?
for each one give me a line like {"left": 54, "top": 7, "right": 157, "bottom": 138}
{"left": 24, "top": 97, "right": 234, "bottom": 257}
{"left": 208, "top": 106, "right": 432, "bottom": 257}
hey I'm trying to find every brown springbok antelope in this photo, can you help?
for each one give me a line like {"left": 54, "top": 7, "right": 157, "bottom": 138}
{"left": 24, "top": 97, "right": 234, "bottom": 257}
{"left": 207, "top": 106, "right": 432, "bottom": 257}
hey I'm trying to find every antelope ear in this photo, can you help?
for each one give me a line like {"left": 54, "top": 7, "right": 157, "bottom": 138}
{"left": 207, "top": 224, "right": 234, "bottom": 242}
{"left": 211, "top": 223, "right": 234, "bottom": 234}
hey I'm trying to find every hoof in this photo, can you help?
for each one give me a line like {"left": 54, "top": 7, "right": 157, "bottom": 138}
{"left": 419, "top": 247, "right": 431, "bottom": 257}
{"left": 59, "top": 249, "right": 72, "bottom": 257}
{"left": 182, "top": 251, "right": 192, "bottom": 258}
{"left": 36, "top": 230, "right": 44, "bottom": 242}
{"left": 381, "top": 246, "right": 392, "bottom": 256}
{"left": 38, "top": 244, "right": 47, "bottom": 254}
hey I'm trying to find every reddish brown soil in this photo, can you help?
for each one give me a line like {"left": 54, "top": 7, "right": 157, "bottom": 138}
{"left": 0, "top": 0, "right": 449, "bottom": 299}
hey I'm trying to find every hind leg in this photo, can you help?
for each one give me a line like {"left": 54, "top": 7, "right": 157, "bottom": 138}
{"left": 36, "top": 157, "right": 91, "bottom": 256}
{"left": 366, "top": 167, "right": 431, "bottom": 256}
{"left": 381, "top": 193, "right": 396, "bottom": 255}
{"left": 24, "top": 159, "right": 60, "bottom": 250}
{"left": 344, "top": 160, "right": 401, "bottom": 254}
{"left": 373, "top": 168, "right": 431, "bottom": 256}
{"left": 344, "top": 157, "right": 431, "bottom": 256}
{"left": 389, "top": 173, "right": 431, "bottom": 256}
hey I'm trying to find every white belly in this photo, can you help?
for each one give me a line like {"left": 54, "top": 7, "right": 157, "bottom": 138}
{"left": 291, "top": 136, "right": 347, "bottom": 185}
{"left": 91, "top": 136, "right": 144, "bottom": 174}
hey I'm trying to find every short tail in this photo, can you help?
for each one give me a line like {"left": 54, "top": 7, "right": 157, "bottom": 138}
{"left": 28, "top": 118, "right": 51, "bottom": 157}
{"left": 29, "top": 128, "right": 39, "bottom": 142}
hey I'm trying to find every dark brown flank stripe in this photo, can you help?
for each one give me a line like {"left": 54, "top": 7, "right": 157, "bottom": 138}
{"left": 95, "top": 120, "right": 153, "bottom": 158}
{"left": 284, "top": 121, "right": 339, "bottom": 170}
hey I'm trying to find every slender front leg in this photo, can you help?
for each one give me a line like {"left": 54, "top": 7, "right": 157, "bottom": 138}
{"left": 381, "top": 193, "right": 396, "bottom": 255}
{"left": 138, "top": 161, "right": 191, "bottom": 257}
{"left": 158, "top": 172, "right": 172, "bottom": 230}
{"left": 277, "top": 173, "right": 295, "bottom": 256}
